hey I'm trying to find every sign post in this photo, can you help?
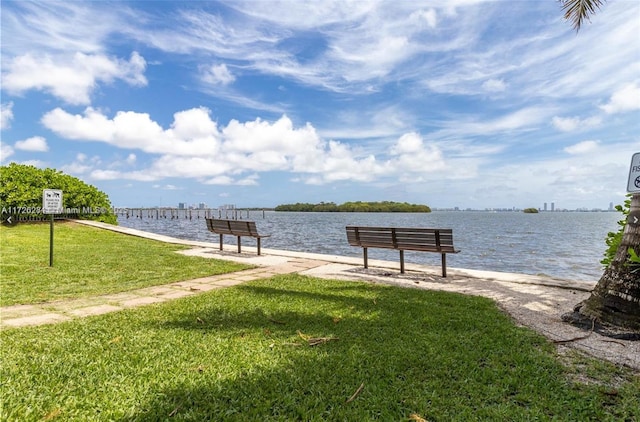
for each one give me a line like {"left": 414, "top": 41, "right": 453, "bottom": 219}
{"left": 627, "top": 153, "right": 640, "bottom": 228}
{"left": 43, "top": 189, "right": 63, "bottom": 267}
{"left": 627, "top": 152, "right": 640, "bottom": 193}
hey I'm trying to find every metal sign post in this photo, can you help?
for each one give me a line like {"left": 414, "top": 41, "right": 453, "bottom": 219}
{"left": 43, "top": 189, "right": 63, "bottom": 267}
{"left": 627, "top": 152, "right": 640, "bottom": 193}
{"left": 626, "top": 153, "right": 640, "bottom": 228}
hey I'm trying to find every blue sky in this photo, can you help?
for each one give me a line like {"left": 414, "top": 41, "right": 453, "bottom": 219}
{"left": 1, "top": 1, "right": 639, "bottom": 210}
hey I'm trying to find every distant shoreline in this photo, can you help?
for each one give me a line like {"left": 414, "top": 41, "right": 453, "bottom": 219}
{"left": 274, "top": 201, "right": 431, "bottom": 213}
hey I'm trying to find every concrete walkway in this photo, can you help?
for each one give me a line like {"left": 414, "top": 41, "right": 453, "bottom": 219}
{"left": 1, "top": 256, "right": 327, "bottom": 328}
{"left": 2, "top": 220, "right": 638, "bottom": 370}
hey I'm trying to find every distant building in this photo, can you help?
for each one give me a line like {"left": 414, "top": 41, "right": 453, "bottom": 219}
{"left": 198, "top": 202, "right": 207, "bottom": 209}
{"left": 609, "top": 202, "right": 614, "bottom": 211}
{"left": 543, "top": 202, "right": 547, "bottom": 211}
{"left": 551, "top": 202, "right": 555, "bottom": 212}
{"left": 178, "top": 202, "right": 186, "bottom": 210}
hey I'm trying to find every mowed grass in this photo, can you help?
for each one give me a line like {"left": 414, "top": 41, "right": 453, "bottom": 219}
{"left": 2, "top": 275, "right": 639, "bottom": 421}
{"left": 0, "top": 222, "right": 250, "bottom": 306}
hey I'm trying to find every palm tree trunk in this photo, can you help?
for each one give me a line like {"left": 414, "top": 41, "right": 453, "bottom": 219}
{"left": 577, "top": 193, "right": 640, "bottom": 330}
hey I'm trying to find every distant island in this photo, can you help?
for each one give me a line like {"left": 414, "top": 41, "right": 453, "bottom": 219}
{"left": 274, "top": 201, "right": 431, "bottom": 213}
{"left": 523, "top": 208, "right": 539, "bottom": 213}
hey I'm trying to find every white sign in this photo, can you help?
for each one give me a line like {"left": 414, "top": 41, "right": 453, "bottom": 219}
{"left": 43, "top": 189, "right": 63, "bottom": 214}
{"left": 628, "top": 153, "right": 640, "bottom": 193}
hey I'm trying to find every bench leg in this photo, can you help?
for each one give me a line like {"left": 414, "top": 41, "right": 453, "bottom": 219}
{"left": 400, "top": 250, "right": 405, "bottom": 274}
{"left": 219, "top": 234, "right": 223, "bottom": 251}
{"left": 257, "top": 238, "right": 261, "bottom": 255}
{"left": 441, "top": 253, "right": 447, "bottom": 277}
{"left": 237, "top": 236, "right": 241, "bottom": 253}
{"left": 363, "top": 247, "right": 368, "bottom": 269}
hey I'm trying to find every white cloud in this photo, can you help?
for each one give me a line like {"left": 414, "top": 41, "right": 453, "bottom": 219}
{"left": 389, "top": 132, "right": 446, "bottom": 176}
{"left": 61, "top": 153, "right": 102, "bottom": 175}
{"left": 438, "top": 106, "right": 552, "bottom": 138}
{"left": 204, "top": 175, "right": 236, "bottom": 185}
{"left": 90, "top": 169, "right": 157, "bottom": 181}
{"left": 441, "top": 139, "right": 640, "bottom": 210}
{"left": 410, "top": 9, "right": 437, "bottom": 29}
{"left": 600, "top": 83, "right": 640, "bottom": 114}
{"left": 2, "top": 52, "right": 147, "bottom": 105}
{"left": 481, "top": 78, "right": 506, "bottom": 92}
{"left": 390, "top": 132, "right": 423, "bottom": 155}
{"left": 563, "top": 140, "right": 599, "bottom": 155}
{"left": 205, "top": 174, "right": 259, "bottom": 186}
{"left": 0, "top": 144, "right": 15, "bottom": 163}
{"left": 236, "top": 174, "right": 260, "bottom": 185}
{"left": 43, "top": 105, "right": 464, "bottom": 186}
{"left": 122, "top": 1, "right": 487, "bottom": 93}
{"left": 1, "top": 1, "right": 127, "bottom": 56}
{"left": 42, "top": 107, "right": 219, "bottom": 156}
{"left": 200, "top": 64, "right": 236, "bottom": 85}
{"left": 294, "top": 140, "right": 381, "bottom": 183}
{"left": 551, "top": 115, "right": 601, "bottom": 132}
{"left": 1, "top": 103, "right": 14, "bottom": 130}
{"left": 152, "top": 184, "right": 181, "bottom": 190}
{"left": 62, "top": 162, "right": 92, "bottom": 175}
{"left": 14, "top": 136, "right": 49, "bottom": 152}
{"left": 20, "top": 159, "right": 47, "bottom": 168}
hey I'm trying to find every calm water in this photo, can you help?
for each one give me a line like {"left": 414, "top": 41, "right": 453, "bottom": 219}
{"left": 117, "top": 211, "right": 620, "bottom": 283}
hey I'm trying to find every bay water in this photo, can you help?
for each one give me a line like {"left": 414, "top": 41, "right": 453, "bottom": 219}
{"left": 117, "top": 211, "right": 620, "bottom": 283}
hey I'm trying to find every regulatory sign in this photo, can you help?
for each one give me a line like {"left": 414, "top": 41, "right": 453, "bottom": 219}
{"left": 43, "top": 189, "right": 63, "bottom": 214}
{"left": 628, "top": 152, "right": 640, "bottom": 193}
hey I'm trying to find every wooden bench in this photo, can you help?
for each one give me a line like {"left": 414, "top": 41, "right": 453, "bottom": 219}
{"left": 206, "top": 218, "right": 270, "bottom": 255}
{"left": 346, "top": 226, "right": 459, "bottom": 277}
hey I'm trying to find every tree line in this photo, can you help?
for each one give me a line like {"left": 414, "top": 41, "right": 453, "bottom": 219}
{"left": 0, "top": 163, "right": 117, "bottom": 224}
{"left": 274, "top": 201, "right": 431, "bottom": 213}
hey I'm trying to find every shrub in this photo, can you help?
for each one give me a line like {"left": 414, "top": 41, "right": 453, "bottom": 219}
{"left": 0, "top": 163, "right": 117, "bottom": 224}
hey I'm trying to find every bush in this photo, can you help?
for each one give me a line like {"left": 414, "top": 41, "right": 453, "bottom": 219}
{"left": 0, "top": 163, "right": 117, "bottom": 224}
{"left": 601, "top": 195, "right": 630, "bottom": 268}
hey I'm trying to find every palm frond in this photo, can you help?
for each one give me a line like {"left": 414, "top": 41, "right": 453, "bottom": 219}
{"left": 560, "top": 0, "right": 606, "bottom": 31}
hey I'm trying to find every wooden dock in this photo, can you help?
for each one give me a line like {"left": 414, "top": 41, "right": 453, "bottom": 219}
{"left": 113, "top": 208, "right": 266, "bottom": 220}
{"left": 2, "top": 208, "right": 268, "bottom": 224}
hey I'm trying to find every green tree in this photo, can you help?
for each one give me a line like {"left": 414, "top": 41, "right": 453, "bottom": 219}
{"left": 274, "top": 201, "right": 431, "bottom": 213}
{"left": 0, "top": 163, "right": 117, "bottom": 224}
{"left": 560, "top": 0, "right": 639, "bottom": 330}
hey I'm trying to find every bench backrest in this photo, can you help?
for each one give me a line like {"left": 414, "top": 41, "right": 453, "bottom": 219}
{"left": 227, "top": 220, "right": 260, "bottom": 237}
{"left": 206, "top": 218, "right": 234, "bottom": 234}
{"left": 346, "top": 226, "right": 456, "bottom": 253}
{"left": 206, "top": 218, "right": 261, "bottom": 237}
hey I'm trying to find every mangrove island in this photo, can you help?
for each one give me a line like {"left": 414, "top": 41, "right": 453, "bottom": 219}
{"left": 274, "top": 201, "right": 431, "bottom": 212}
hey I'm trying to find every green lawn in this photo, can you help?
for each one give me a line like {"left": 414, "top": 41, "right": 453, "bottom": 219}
{"left": 0, "top": 222, "right": 250, "bottom": 306}
{"left": 1, "top": 275, "right": 638, "bottom": 421}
